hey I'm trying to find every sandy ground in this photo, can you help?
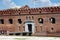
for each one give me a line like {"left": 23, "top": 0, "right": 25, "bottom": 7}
{"left": 0, "top": 36, "right": 60, "bottom": 40}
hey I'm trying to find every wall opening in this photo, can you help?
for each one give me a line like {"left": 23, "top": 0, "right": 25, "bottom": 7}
{"left": 51, "top": 28, "right": 54, "bottom": 31}
{"left": 28, "top": 24, "right": 32, "bottom": 32}
{"left": 22, "top": 33, "right": 27, "bottom": 36}
{"left": 38, "top": 18, "right": 43, "bottom": 24}
{"left": 9, "top": 33, "right": 14, "bottom": 35}
{"left": 0, "top": 19, "right": 4, "bottom": 24}
{"left": 18, "top": 19, "right": 22, "bottom": 24}
{"left": 49, "top": 17, "right": 55, "bottom": 24}
{"left": 15, "top": 33, "right": 21, "bottom": 36}
{"left": 9, "top": 19, "right": 13, "bottom": 24}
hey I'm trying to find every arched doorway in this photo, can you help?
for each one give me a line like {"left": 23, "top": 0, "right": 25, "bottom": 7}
{"left": 24, "top": 20, "right": 35, "bottom": 34}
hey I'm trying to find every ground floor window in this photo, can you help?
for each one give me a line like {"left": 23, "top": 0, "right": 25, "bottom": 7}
{"left": 0, "top": 19, "right": 4, "bottom": 24}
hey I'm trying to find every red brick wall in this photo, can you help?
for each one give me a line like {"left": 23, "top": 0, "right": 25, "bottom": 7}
{"left": 0, "top": 6, "right": 60, "bottom": 35}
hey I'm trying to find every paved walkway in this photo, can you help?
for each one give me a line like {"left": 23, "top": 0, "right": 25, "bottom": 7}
{"left": 0, "top": 36, "right": 60, "bottom": 40}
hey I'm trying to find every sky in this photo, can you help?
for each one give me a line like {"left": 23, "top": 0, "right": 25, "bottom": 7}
{"left": 0, "top": 0, "right": 60, "bottom": 10}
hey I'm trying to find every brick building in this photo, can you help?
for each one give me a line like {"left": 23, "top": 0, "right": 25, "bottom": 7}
{"left": 0, "top": 5, "right": 60, "bottom": 36}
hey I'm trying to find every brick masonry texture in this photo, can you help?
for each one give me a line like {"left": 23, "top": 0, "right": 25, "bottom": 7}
{"left": 0, "top": 5, "right": 60, "bottom": 36}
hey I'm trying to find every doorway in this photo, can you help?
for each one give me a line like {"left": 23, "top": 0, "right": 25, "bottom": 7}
{"left": 28, "top": 24, "right": 32, "bottom": 32}
{"left": 28, "top": 24, "right": 32, "bottom": 36}
{"left": 25, "top": 20, "right": 35, "bottom": 34}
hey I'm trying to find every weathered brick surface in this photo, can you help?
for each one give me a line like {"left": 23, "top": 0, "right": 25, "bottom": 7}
{"left": 0, "top": 5, "right": 60, "bottom": 36}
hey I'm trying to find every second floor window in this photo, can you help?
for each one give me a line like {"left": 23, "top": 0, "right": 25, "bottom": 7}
{"left": 18, "top": 19, "right": 22, "bottom": 24}
{"left": 38, "top": 18, "right": 43, "bottom": 24}
{"left": 26, "top": 16, "right": 28, "bottom": 20}
{"left": 9, "top": 19, "right": 13, "bottom": 24}
{"left": 49, "top": 17, "right": 55, "bottom": 24}
{"left": 0, "top": 19, "right": 4, "bottom": 24}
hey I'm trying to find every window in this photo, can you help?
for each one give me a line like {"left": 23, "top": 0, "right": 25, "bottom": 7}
{"left": 49, "top": 17, "right": 55, "bottom": 24}
{"left": 9, "top": 19, "right": 13, "bottom": 24}
{"left": 18, "top": 19, "right": 22, "bottom": 24}
{"left": 51, "top": 27, "right": 54, "bottom": 32}
{"left": 1, "top": 30, "right": 6, "bottom": 34}
{"left": 26, "top": 16, "right": 28, "bottom": 20}
{"left": 38, "top": 18, "right": 43, "bottom": 24}
{"left": 51, "top": 28, "right": 54, "bottom": 30}
{"left": 29, "top": 16, "right": 31, "bottom": 19}
{"left": 0, "top": 19, "right": 4, "bottom": 24}
{"left": 32, "top": 16, "right": 34, "bottom": 20}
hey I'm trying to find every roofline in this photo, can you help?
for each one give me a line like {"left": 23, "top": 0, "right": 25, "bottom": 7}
{"left": 0, "top": 6, "right": 60, "bottom": 11}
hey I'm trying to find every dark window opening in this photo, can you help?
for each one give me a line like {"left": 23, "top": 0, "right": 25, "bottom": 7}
{"left": 18, "top": 19, "right": 22, "bottom": 24}
{"left": 9, "top": 33, "right": 14, "bottom": 35}
{"left": 51, "top": 28, "right": 54, "bottom": 30}
{"left": 15, "top": 33, "right": 21, "bottom": 36}
{"left": 9, "top": 19, "right": 13, "bottom": 24}
{"left": 49, "top": 17, "right": 55, "bottom": 24}
{"left": 22, "top": 33, "right": 27, "bottom": 36}
{"left": 38, "top": 18, "right": 43, "bottom": 24}
{"left": 0, "top": 19, "right": 4, "bottom": 24}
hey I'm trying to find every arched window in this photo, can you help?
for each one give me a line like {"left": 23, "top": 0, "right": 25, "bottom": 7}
{"left": 38, "top": 18, "right": 43, "bottom": 24}
{"left": 18, "top": 19, "right": 22, "bottom": 24}
{"left": 32, "top": 16, "right": 34, "bottom": 20}
{"left": 49, "top": 17, "right": 55, "bottom": 24}
{"left": 26, "top": 16, "right": 28, "bottom": 20}
{"left": 9, "top": 19, "right": 13, "bottom": 24}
